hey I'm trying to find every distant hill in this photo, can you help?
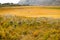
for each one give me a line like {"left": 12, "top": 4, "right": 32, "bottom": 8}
{"left": 18, "top": 0, "right": 60, "bottom": 6}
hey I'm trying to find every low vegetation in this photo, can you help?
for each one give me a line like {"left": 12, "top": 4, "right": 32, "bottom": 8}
{"left": 0, "top": 3, "right": 30, "bottom": 7}
{"left": 0, "top": 3, "right": 20, "bottom": 7}
{"left": 0, "top": 15, "right": 60, "bottom": 40}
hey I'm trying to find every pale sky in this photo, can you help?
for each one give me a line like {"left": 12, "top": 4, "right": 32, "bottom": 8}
{"left": 0, "top": 0, "right": 20, "bottom": 4}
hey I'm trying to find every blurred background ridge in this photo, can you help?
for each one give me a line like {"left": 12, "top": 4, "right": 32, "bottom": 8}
{"left": 18, "top": 0, "right": 60, "bottom": 6}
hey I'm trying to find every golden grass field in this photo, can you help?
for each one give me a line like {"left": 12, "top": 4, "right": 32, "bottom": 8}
{"left": 0, "top": 6, "right": 60, "bottom": 40}
{"left": 0, "top": 6, "right": 60, "bottom": 18}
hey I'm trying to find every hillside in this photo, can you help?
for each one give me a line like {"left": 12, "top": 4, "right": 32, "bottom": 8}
{"left": 18, "top": 0, "right": 60, "bottom": 6}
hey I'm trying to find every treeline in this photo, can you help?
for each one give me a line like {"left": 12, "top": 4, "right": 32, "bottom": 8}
{"left": 0, "top": 3, "right": 30, "bottom": 7}
{"left": 0, "top": 3, "right": 21, "bottom": 7}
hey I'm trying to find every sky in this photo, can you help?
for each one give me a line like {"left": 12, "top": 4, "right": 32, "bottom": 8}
{"left": 0, "top": 0, "right": 20, "bottom": 4}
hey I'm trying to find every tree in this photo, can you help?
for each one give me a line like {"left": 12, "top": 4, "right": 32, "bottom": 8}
{"left": 0, "top": 3, "right": 1, "bottom": 6}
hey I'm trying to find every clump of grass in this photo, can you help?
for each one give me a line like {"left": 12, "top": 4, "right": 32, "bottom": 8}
{"left": 0, "top": 15, "right": 60, "bottom": 40}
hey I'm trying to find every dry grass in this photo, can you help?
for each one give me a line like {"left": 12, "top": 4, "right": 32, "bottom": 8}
{"left": 0, "top": 6, "right": 60, "bottom": 40}
{"left": 0, "top": 6, "right": 60, "bottom": 18}
{"left": 0, "top": 15, "right": 60, "bottom": 40}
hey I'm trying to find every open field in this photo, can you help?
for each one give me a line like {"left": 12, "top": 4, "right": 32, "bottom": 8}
{"left": 0, "top": 15, "right": 60, "bottom": 40}
{"left": 0, "top": 6, "right": 60, "bottom": 18}
{"left": 0, "top": 6, "right": 60, "bottom": 40}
